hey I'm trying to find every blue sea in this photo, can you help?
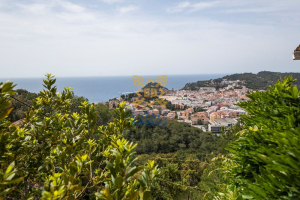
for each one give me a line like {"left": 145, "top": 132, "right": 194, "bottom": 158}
{"left": 2, "top": 74, "right": 227, "bottom": 103}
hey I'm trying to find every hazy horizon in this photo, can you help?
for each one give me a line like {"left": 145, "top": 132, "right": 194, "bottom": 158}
{"left": 3, "top": 74, "right": 228, "bottom": 102}
{"left": 3, "top": 73, "right": 227, "bottom": 79}
{"left": 4, "top": 71, "right": 300, "bottom": 79}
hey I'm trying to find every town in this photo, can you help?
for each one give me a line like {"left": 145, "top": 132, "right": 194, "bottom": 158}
{"left": 109, "top": 79, "right": 262, "bottom": 133}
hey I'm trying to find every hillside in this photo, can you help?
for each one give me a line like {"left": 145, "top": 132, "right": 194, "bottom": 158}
{"left": 183, "top": 71, "right": 300, "bottom": 90}
{"left": 142, "top": 81, "right": 168, "bottom": 91}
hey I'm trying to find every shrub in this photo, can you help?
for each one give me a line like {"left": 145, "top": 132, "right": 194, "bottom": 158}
{"left": 0, "top": 74, "right": 159, "bottom": 199}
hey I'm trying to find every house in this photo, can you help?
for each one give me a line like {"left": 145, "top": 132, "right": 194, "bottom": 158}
{"left": 208, "top": 118, "right": 237, "bottom": 133}
{"left": 208, "top": 124, "right": 222, "bottom": 133}
{"left": 174, "top": 103, "right": 185, "bottom": 110}
{"left": 137, "top": 105, "right": 145, "bottom": 110}
{"left": 185, "top": 107, "right": 194, "bottom": 114}
{"left": 153, "top": 109, "right": 159, "bottom": 116}
{"left": 133, "top": 110, "right": 144, "bottom": 117}
{"left": 293, "top": 45, "right": 300, "bottom": 60}
{"left": 210, "top": 112, "right": 221, "bottom": 122}
{"left": 238, "top": 95, "right": 250, "bottom": 101}
{"left": 109, "top": 100, "right": 118, "bottom": 109}
{"left": 214, "top": 118, "right": 237, "bottom": 127}
{"left": 184, "top": 119, "right": 192, "bottom": 125}
{"left": 191, "top": 112, "right": 209, "bottom": 125}
{"left": 167, "top": 111, "right": 176, "bottom": 120}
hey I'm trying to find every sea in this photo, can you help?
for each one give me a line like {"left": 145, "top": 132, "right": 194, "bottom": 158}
{"left": 2, "top": 74, "right": 227, "bottom": 103}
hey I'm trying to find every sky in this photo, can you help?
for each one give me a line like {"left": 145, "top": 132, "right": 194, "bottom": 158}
{"left": 0, "top": 0, "right": 299, "bottom": 78}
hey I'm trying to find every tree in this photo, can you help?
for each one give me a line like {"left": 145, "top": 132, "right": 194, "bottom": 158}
{"left": 69, "top": 95, "right": 89, "bottom": 114}
{"left": 220, "top": 76, "right": 300, "bottom": 199}
{"left": 94, "top": 102, "right": 116, "bottom": 125}
{"left": 0, "top": 81, "right": 24, "bottom": 198}
{"left": 198, "top": 119, "right": 203, "bottom": 125}
{"left": 8, "top": 89, "right": 38, "bottom": 122}
{"left": 0, "top": 74, "right": 160, "bottom": 199}
{"left": 194, "top": 107, "right": 207, "bottom": 113}
{"left": 150, "top": 153, "right": 206, "bottom": 200}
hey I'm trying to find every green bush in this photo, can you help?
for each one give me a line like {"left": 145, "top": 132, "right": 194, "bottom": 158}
{"left": 0, "top": 74, "right": 159, "bottom": 199}
{"left": 219, "top": 76, "right": 300, "bottom": 199}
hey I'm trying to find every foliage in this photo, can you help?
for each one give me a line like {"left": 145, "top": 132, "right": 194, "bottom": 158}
{"left": 120, "top": 93, "right": 137, "bottom": 102}
{"left": 121, "top": 82, "right": 167, "bottom": 103}
{"left": 125, "top": 120, "right": 227, "bottom": 160}
{"left": 198, "top": 156, "right": 224, "bottom": 200}
{"left": 0, "top": 82, "right": 24, "bottom": 199}
{"left": 124, "top": 119, "right": 239, "bottom": 199}
{"left": 0, "top": 74, "right": 159, "bottom": 199}
{"left": 69, "top": 95, "right": 89, "bottom": 114}
{"left": 147, "top": 153, "right": 205, "bottom": 200}
{"left": 220, "top": 76, "right": 300, "bottom": 199}
{"left": 183, "top": 71, "right": 300, "bottom": 90}
{"left": 8, "top": 89, "right": 38, "bottom": 122}
{"left": 194, "top": 108, "right": 207, "bottom": 113}
{"left": 8, "top": 89, "right": 94, "bottom": 124}
{"left": 94, "top": 103, "right": 117, "bottom": 126}
{"left": 69, "top": 95, "right": 116, "bottom": 126}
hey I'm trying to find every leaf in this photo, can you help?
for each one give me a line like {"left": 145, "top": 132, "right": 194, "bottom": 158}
{"left": 104, "top": 188, "right": 113, "bottom": 200}
{"left": 142, "top": 190, "right": 151, "bottom": 200}
{"left": 242, "top": 194, "right": 253, "bottom": 199}
{"left": 249, "top": 184, "right": 267, "bottom": 198}
{"left": 0, "top": 188, "right": 13, "bottom": 197}
{"left": 0, "top": 108, "right": 13, "bottom": 119}
{"left": 291, "top": 86, "right": 298, "bottom": 98}
{"left": 0, "top": 101, "right": 12, "bottom": 110}
{"left": 94, "top": 192, "right": 107, "bottom": 200}
{"left": 115, "top": 175, "right": 123, "bottom": 189}
{"left": 125, "top": 166, "right": 144, "bottom": 180}
{"left": 5, "top": 162, "right": 15, "bottom": 175}
{"left": 1, "top": 82, "right": 16, "bottom": 92}
{"left": 7, "top": 177, "right": 23, "bottom": 184}
{"left": 106, "top": 161, "right": 116, "bottom": 177}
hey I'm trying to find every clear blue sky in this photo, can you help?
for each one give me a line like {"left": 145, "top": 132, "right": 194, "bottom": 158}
{"left": 0, "top": 0, "right": 299, "bottom": 77}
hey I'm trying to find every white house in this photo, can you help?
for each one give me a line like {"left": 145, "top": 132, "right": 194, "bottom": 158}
{"left": 293, "top": 45, "right": 300, "bottom": 60}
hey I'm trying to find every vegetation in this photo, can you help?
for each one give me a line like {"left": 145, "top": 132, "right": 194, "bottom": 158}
{"left": 8, "top": 89, "right": 38, "bottom": 122}
{"left": 216, "top": 76, "right": 300, "bottom": 199}
{"left": 9, "top": 88, "right": 115, "bottom": 127}
{"left": 165, "top": 101, "right": 188, "bottom": 111}
{"left": 2, "top": 73, "right": 300, "bottom": 199}
{"left": 194, "top": 108, "right": 207, "bottom": 113}
{"left": 125, "top": 120, "right": 227, "bottom": 159}
{"left": 125, "top": 76, "right": 300, "bottom": 199}
{"left": 123, "top": 118, "right": 243, "bottom": 199}
{"left": 121, "top": 82, "right": 168, "bottom": 103}
{"left": 0, "top": 74, "right": 159, "bottom": 199}
{"left": 142, "top": 82, "right": 167, "bottom": 91}
{"left": 183, "top": 71, "right": 300, "bottom": 90}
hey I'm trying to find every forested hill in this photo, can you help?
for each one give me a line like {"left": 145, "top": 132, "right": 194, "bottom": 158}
{"left": 183, "top": 71, "right": 300, "bottom": 90}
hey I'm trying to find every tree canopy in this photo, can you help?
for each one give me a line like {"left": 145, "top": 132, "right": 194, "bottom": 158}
{"left": 0, "top": 74, "right": 159, "bottom": 199}
{"left": 218, "top": 76, "right": 300, "bottom": 199}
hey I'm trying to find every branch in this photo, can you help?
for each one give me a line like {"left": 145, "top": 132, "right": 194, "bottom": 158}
{"left": 75, "top": 180, "right": 91, "bottom": 198}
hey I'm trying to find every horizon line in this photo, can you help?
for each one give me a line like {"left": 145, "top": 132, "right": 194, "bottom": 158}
{"left": 1, "top": 73, "right": 229, "bottom": 79}
{"left": 2, "top": 70, "right": 300, "bottom": 79}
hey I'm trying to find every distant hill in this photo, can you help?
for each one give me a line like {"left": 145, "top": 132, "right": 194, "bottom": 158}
{"left": 119, "top": 82, "right": 168, "bottom": 102}
{"left": 142, "top": 82, "right": 168, "bottom": 91}
{"left": 182, "top": 71, "right": 300, "bottom": 90}
{"left": 140, "top": 82, "right": 168, "bottom": 98}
